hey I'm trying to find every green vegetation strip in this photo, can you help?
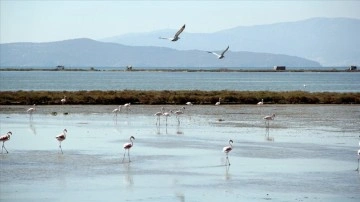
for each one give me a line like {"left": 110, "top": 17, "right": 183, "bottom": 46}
{"left": 1, "top": 90, "right": 359, "bottom": 105}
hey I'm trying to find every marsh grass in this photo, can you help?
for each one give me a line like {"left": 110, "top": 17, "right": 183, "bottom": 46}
{"left": 0, "top": 90, "right": 359, "bottom": 105}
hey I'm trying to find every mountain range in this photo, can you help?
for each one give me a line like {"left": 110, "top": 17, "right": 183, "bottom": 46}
{"left": 0, "top": 38, "right": 320, "bottom": 69}
{"left": 1, "top": 17, "right": 358, "bottom": 68}
{"left": 102, "top": 17, "right": 360, "bottom": 66}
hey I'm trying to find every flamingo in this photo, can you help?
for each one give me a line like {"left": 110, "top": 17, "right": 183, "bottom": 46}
{"left": 0, "top": 131, "right": 12, "bottom": 154}
{"left": 207, "top": 45, "right": 229, "bottom": 59}
{"left": 223, "top": 139, "right": 233, "bottom": 166}
{"left": 122, "top": 136, "right": 135, "bottom": 163}
{"left": 357, "top": 149, "right": 360, "bottom": 171}
{"left": 215, "top": 98, "right": 221, "bottom": 106}
{"left": 357, "top": 135, "right": 360, "bottom": 171}
{"left": 173, "top": 107, "right": 185, "bottom": 125}
{"left": 112, "top": 105, "right": 122, "bottom": 117}
{"left": 26, "top": 104, "right": 36, "bottom": 115}
{"left": 155, "top": 107, "right": 165, "bottom": 125}
{"left": 159, "top": 24, "right": 185, "bottom": 42}
{"left": 257, "top": 99, "right": 264, "bottom": 105}
{"left": 162, "top": 110, "right": 172, "bottom": 125}
{"left": 61, "top": 96, "right": 67, "bottom": 104}
{"left": 263, "top": 114, "right": 276, "bottom": 128}
{"left": 124, "top": 103, "right": 131, "bottom": 112}
{"left": 55, "top": 129, "right": 67, "bottom": 154}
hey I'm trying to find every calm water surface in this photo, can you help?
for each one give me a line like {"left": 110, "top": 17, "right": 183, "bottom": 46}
{"left": 1, "top": 71, "right": 359, "bottom": 92}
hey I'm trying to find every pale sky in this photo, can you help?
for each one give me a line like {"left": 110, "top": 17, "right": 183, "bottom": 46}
{"left": 1, "top": 0, "right": 359, "bottom": 43}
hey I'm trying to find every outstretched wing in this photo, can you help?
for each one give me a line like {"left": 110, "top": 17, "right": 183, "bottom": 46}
{"left": 220, "top": 46, "right": 230, "bottom": 56}
{"left": 174, "top": 24, "right": 186, "bottom": 38}
{"left": 207, "top": 51, "right": 221, "bottom": 58}
{"left": 159, "top": 37, "right": 172, "bottom": 40}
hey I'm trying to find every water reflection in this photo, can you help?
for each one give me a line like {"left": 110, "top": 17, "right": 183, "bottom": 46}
{"left": 155, "top": 125, "right": 161, "bottom": 135}
{"left": 123, "top": 163, "right": 134, "bottom": 189}
{"left": 176, "top": 125, "right": 184, "bottom": 135}
{"left": 224, "top": 165, "right": 231, "bottom": 181}
{"left": 265, "top": 127, "right": 274, "bottom": 142}
{"left": 175, "top": 192, "right": 185, "bottom": 202}
{"left": 28, "top": 119, "right": 37, "bottom": 135}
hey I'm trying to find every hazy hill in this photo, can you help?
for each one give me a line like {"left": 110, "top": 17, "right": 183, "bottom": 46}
{"left": 102, "top": 18, "right": 360, "bottom": 66}
{"left": 0, "top": 38, "right": 320, "bottom": 68}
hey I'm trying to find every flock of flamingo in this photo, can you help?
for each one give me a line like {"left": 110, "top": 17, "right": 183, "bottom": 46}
{"left": 1, "top": 94, "right": 359, "bottom": 169}
{"left": 0, "top": 94, "right": 272, "bottom": 166}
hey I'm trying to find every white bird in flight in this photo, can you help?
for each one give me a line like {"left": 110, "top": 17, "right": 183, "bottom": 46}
{"left": 159, "top": 24, "right": 186, "bottom": 42}
{"left": 207, "top": 45, "right": 229, "bottom": 59}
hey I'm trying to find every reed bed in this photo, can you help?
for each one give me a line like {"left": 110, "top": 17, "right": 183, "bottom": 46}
{"left": 1, "top": 90, "right": 359, "bottom": 105}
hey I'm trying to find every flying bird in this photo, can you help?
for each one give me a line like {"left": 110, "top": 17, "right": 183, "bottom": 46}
{"left": 0, "top": 131, "right": 12, "bottom": 154}
{"left": 122, "top": 136, "right": 135, "bottom": 163}
{"left": 55, "top": 129, "right": 67, "bottom": 154}
{"left": 207, "top": 45, "right": 229, "bottom": 59}
{"left": 223, "top": 139, "right": 233, "bottom": 166}
{"left": 159, "top": 24, "right": 186, "bottom": 42}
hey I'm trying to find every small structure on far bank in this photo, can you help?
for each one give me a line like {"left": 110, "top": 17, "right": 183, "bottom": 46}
{"left": 348, "top": 65, "right": 357, "bottom": 71}
{"left": 56, "top": 65, "right": 65, "bottom": 70}
{"left": 274, "top": 66, "right": 286, "bottom": 71}
{"left": 126, "top": 65, "right": 133, "bottom": 71}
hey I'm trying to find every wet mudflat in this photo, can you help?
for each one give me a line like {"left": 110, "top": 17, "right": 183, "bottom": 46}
{"left": 0, "top": 105, "right": 359, "bottom": 202}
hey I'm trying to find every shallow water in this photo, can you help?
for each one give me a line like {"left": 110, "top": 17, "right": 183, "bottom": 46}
{"left": 0, "top": 105, "right": 360, "bottom": 201}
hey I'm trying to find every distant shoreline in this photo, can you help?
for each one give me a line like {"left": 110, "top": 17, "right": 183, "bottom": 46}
{"left": 0, "top": 67, "right": 358, "bottom": 73}
{"left": 1, "top": 90, "right": 359, "bottom": 105}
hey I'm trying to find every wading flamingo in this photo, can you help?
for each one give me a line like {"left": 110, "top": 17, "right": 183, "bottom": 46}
{"left": 223, "top": 139, "right": 233, "bottom": 166}
{"left": 112, "top": 106, "right": 122, "bottom": 117}
{"left": 155, "top": 107, "right": 165, "bottom": 126}
{"left": 55, "top": 129, "right": 67, "bottom": 154}
{"left": 215, "top": 98, "right": 221, "bottom": 106}
{"left": 357, "top": 135, "right": 360, "bottom": 171}
{"left": 263, "top": 114, "right": 276, "bottom": 128}
{"left": 0, "top": 131, "right": 12, "bottom": 154}
{"left": 124, "top": 103, "right": 131, "bottom": 112}
{"left": 173, "top": 107, "right": 185, "bottom": 125}
{"left": 61, "top": 96, "right": 67, "bottom": 104}
{"left": 163, "top": 110, "right": 172, "bottom": 125}
{"left": 357, "top": 149, "right": 360, "bottom": 172}
{"left": 159, "top": 24, "right": 186, "bottom": 42}
{"left": 257, "top": 99, "right": 264, "bottom": 105}
{"left": 122, "top": 136, "right": 135, "bottom": 163}
{"left": 26, "top": 104, "right": 36, "bottom": 116}
{"left": 207, "top": 46, "right": 229, "bottom": 59}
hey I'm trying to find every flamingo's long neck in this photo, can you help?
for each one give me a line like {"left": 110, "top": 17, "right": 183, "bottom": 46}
{"left": 229, "top": 141, "right": 232, "bottom": 148}
{"left": 130, "top": 138, "right": 134, "bottom": 146}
